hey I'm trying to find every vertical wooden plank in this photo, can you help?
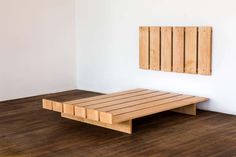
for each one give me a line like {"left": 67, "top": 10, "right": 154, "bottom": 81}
{"left": 150, "top": 27, "right": 161, "bottom": 70}
{"left": 185, "top": 27, "right": 198, "bottom": 74}
{"left": 198, "top": 27, "right": 212, "bottom": 75}
{"left": 173, "top": 27, "right": 184, "bottom": 73}
{"left": 161, "top": 27, "right": 172, "bottom": 72}
{"left": 139, "top": 27, "right": 150, "bottom": 69}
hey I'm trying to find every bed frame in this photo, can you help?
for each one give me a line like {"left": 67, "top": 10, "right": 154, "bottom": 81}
{"left": 42, "top": 89, "right": 208, "bottom": 134}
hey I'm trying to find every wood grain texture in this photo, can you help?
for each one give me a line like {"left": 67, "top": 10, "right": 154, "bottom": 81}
{"left": 185, "top": 27, "right": 198, "bottom": 74}
{"left": 161, "top": 27, "right": 172, "bottom": 72}
{"left": 173, "top": 27, "right": 185, "bottom": 73}
{"left": 62, "top": 113, "right": 132, "bottom": 134}
{"left": 198, "top": 27, "right": 212, "bottom": 75}
{"left": 139, "top": 26, "right": 212, "bottom": 75}
{"left": 1, "top": 90, "right": 236, "bottom": 157}
{"left": 139, "top": 27, "right": 150, "bottom": 69}
{"left": 42, "top": 99, "right": 52, "bottom": 110}
{"left": 52, "top": 101, "right": 63, "bottom": 112}
{"left": 150, "top": 27, "right": 161, "bottom": 70}
{"left": 112, "top": 97, "right": 208, "bottom": 123}
{"left": 43, "top": 89, "right": 208, "bottom": 126}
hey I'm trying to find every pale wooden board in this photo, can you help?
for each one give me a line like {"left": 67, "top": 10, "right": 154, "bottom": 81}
{"left": 98, "top": 93, "right": 178, "bottom": 112}
{"left": 75, "top": 90, "right": 154, "bottom": 120}
{"left": 52, "top": 101, "right": 63, "bottom": 112}
{"left": 150, "top": 27, "right": 161, "bottom": 70}
{"left": 74, "top": 90, "right": 154, "bottom": 119}
{"left": 111, "top": 97, "right": 208, "bottom": 123}
{"left": 85, "top": 91, "right": 165, "bottom": 110}
{"left": 65, "top": 88, "right": 144, "bottom": 105}
{"left": 63, "top": 104, "right": 74, "bottom": 115}
{"left": 139, "top": 27, "right": 150, "bottom": 69}
{"left": 86, "top": 92, "right": 171, "bottom": 121}
{"left": 75, "top": 90, "right": 154, "bottom": 107}
{"left": 100, "top": 95, "right": 193, "bottom": 124}
{"left": 185, "top": 27, "right": 198, "bottom": 74}
{"left": 161, "top": 27, "right": 172, "bottom": 72}
{"left": 198, "top": 27, "right": 212, "bottom": 75}
{"left": 108, "top": 95, "right": 192, "bottom": 115}
{"left": 61, "top": 113, "right": 132, "bottom": 134}
{"left": 173, "top": 27, "right": 184, "bottom": 73}
{"left": 42, "top": 99, "right": 52, "bottom": 110}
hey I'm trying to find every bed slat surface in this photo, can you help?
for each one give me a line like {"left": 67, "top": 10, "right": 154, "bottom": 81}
{"left": 43, "top": 89, "right": 208, "bottom": 125}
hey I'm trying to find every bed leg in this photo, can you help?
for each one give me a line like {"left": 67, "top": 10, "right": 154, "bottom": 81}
{"left": 171, "top": 104, "right": 197, "bottom": 115}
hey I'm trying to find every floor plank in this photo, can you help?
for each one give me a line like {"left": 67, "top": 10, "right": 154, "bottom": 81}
{"left": 0, "top": 90, "right": 236, "bottom": 157}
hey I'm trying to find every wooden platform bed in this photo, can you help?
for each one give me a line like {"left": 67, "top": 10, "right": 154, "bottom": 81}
{"left": 43, "top": 89, "right": 208, "bottom": 134}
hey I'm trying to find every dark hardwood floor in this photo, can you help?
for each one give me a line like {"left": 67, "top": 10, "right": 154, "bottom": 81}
{"left": 0, "top": 90, "right": 236, "bottom": 157}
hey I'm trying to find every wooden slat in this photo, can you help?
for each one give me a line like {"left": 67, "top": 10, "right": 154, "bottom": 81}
{"left": 98, "top": 93, "right": 177, "bottom": 112}
{"left": 85, "top": 91, "right": 166, "bottom": 110}
{"left": 52, "top": 101, "right": 63, "bottom": 112}
{"left": 110, "top": 97, "right": 208, "bottom": 123}
{"left": 42, "top": 99, "right": 52, "bottom": 110}
{"left": 198, "top": 27, "right": 212, "bottom": 75}
{"left": 173, "top": 27, "right": 184, "bottom": 73}
{"left": 185, "top": 27, "right": 198, "bottom": 74}
{"left": 100, "top": 95, "right": 193, "bottom": 124}
{"left": 63, "top": 104, "right": 74, "bottom": 115}
{"left": 161, "top": 27, "right": 172, "bottom": 72}
{"left": 65, "top": 88, "right": 144, "bottom": 105}
{"left": 139, "top": 27, "right": 150, "bottom": 69}
{"left": 76, "top": 90, "right": 154, "bottom": 107}
{"left": 74, "top": 90, "right": 153, "bottom": 118}
{"left": 86, "top": 92, "right": 171, "bottom": 121}
{"left": 150, "top": 27, "right": 161, "bottom": 70}
{"left": 109, "top": 95, "right": 192, "bottom": 115}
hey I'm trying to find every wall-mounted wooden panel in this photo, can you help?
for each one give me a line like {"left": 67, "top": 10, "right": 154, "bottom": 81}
{"left": 150, "top": 27, "right": 161, "bottom": 70}
{"left": 173, "top": 27, "right": 184, "bottom": 73}
{"left": 161, "top": 27, "right": 172, "bottom": 72}
{"left": 198, "top": 27, "right": 212, "bottom": 75}
{"left": 139, "top": 27, "right": 150, "bottom": 69}
{"left": 139, "top": 26, "right": 212, "bottom": 75}
{"left": 185, "top": 27, "right": 198, "bottom": 74}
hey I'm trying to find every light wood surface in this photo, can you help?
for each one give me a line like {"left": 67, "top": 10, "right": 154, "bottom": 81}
{"left": 139, "top": 27, "right": 149, "bottom": 69}
{"left": 173, "top": 27, "right": 184, "bottom": 73}
{"left": 185, "top": 27, "right": 198, "bottom": 74}
{"left": 52, "top": 101, "right": 63, "bottom": 112}
{"left": 198, "top": 27, "right": 212, "bottom": 75}
{"left": 139, "top": 26, "right": 212, "bottom": 75}
{"left": 65, "top": 88, "right": 144, "bottom": 105}
{"left": 73, "top": 89, "right": 150, "bottom": 118}
{"left": 61, "top": 113, "right": 132, "bottom": 134}
{"left": 161, "top": 27, "right": 172, "bottom": 72}
{"left": 150, "top": 27, "right": 161, "bottom": 70}
{"left": 111, "top": 97, "right": 208, "bottom": 123}
{"left": 42, "top": 99, "right": 52, "bottom": 110}
{"left": 42, "top": 89, "right": 208, "bottom": 133}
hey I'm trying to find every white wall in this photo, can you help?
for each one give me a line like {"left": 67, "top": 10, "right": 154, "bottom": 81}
{"left": 0, "top": 0, "right": 76, "bottom": 101}
{"left": 76, "top": 0, "right": 236, "bottom": 115}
